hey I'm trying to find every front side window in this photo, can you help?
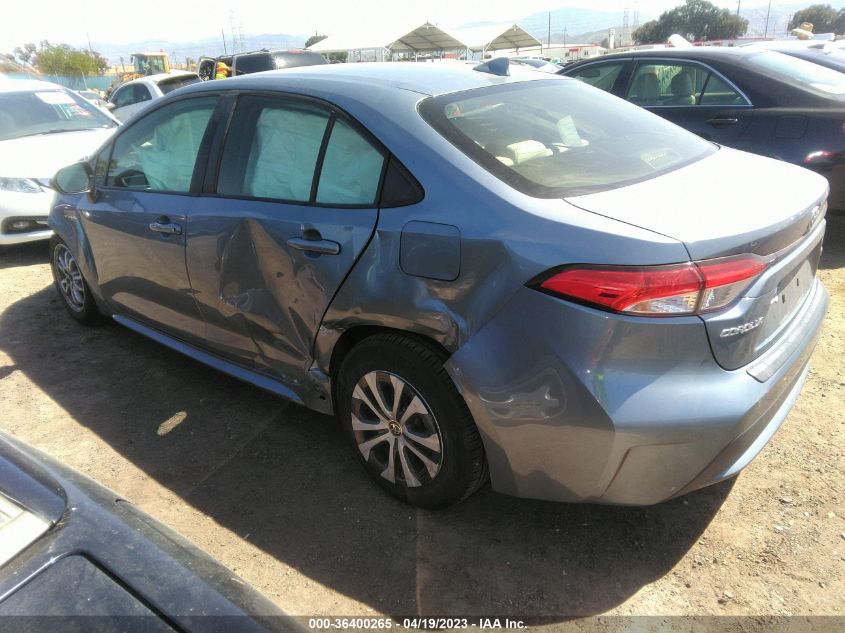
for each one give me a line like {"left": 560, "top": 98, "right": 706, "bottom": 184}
{"left": 0, "top": 89, "right": 116, "bottom": 141}
{"left": 111, "top": 86, "right": 135, "bottom": 108}
{"left": 420, "top": 80, "right": 715, "bottom": 198}
{"left": 568, "top": 62, "right": 625, "bottom": 92}
{"left": 106, "top": 96, "right": 217, "bottom": 192}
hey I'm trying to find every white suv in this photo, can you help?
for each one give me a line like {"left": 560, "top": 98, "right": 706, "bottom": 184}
{"left": 0, "top": 78, "right": 118, "bottom": 247}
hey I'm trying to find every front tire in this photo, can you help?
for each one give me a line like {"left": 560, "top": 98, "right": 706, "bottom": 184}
{"left": 337, "top": 333, "right": 488, "bottom": 509}
{"left": 50, "top": 236, "right": 103, "bottom": 325}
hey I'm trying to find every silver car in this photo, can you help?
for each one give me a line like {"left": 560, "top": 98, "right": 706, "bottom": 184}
{"left": 49, "top": 62, "right": 829, "bottom": 508}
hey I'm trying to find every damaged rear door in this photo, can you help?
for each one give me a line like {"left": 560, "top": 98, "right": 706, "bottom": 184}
{"left": 185, "top": 93, "right": 386, "bottom": 384}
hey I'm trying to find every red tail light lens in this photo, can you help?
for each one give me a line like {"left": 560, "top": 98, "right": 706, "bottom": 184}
{"left": 533, "top": 255, "right": 768, "bottom": 316}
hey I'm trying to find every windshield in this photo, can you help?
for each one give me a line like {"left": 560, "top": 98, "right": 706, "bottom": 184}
{"left": 746, "top": 50, "right": 845, "bottom": 97}
{"left": 419, "top": 79, "right": 715, "bottom": 197}
{"left": 0, "top": 89, "right": 116, "bottom": 141}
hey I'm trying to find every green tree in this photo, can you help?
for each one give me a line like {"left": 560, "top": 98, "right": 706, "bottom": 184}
{"left": 305, "top": 34, "right": 327, "bottom": 49}
{"left": 789, "top": 5, "right": 842, "bottom": 32}
{"left": 35, "top": 41, "right": 107, "bottom": 76}
{"left": 633, "top": 0, "right": 748, "bottom": 44}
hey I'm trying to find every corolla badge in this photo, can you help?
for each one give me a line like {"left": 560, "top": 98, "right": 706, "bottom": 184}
{"left": 720, "top": 316, "right": 765, "bottom": 338}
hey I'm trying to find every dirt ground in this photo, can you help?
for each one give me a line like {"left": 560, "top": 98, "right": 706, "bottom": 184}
{"left": 0, "top": 215, "right": 843, "bottom": 628}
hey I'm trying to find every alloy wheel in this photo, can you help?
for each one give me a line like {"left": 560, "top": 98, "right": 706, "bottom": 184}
{"left": 350, "top": 370, "right": 443, "bottom": 487}
{"left": 54, "top": 244, "right": 85, "bottom": 312}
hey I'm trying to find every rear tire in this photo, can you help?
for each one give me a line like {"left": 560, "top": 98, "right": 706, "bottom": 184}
{"left": 50, "top": 236, "right": 104, "bottom": 326}
{"left": 337, "top": 333, "right": 488, "bottom": 509}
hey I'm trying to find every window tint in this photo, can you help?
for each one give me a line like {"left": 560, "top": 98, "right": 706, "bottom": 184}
{"left": 106, "top": 96, "right": 217, "bottom": 192}
{"left": 569, "top": 63, "right": 625, "bottom": 92}
{"left": 233, "top": 54, "right": 275, "bottom": 75}
{"left": 93, "top": 145, "right": 111, "bottom": 186}
{"left": 316, "top": 119, "right": 384, "bottom": 205}
{"left": 218, "top": 97, "right": 330, "bottom": 202}
{"left": 420, "top": 80, "right": 715, "bottom": 198}
{"left": 626, "top": 62, "right": 708, "bottom": 106}
{"left": 111, "top": 86, "right": 135, "bottom": 108}
{"left": 133, "top": 84, "right": 152, "bottom": 103}
{"left": 701, "top": 73, "right": 747, "bottom": 105}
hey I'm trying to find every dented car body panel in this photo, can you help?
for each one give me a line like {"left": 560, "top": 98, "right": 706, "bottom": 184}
{"left": 50, "top": 64, "right": 829, "bottom": 504}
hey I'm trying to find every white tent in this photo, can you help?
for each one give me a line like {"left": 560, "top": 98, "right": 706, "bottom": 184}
{"left": 308, "top": 22, "right": 468, "bottom": 56}
{"left": 450, "top": 24, "right": 543, "bottom": 54}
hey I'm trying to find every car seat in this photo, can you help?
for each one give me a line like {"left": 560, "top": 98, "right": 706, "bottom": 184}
{"left": 667, "top": 72, "right": 696, "bottom": 105}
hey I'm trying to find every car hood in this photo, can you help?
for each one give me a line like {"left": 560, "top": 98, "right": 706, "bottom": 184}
{"left": 565, "top": 146, "right": 830, "bottom": 260}
{"left": 0, "top": 128, "right": 115, "bottom": 179}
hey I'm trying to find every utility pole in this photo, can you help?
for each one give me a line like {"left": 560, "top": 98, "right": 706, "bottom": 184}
{"left": 736, "top": 0, "right": 741, "bottom": 17}
{"left": 548, "top": 12, "right": 551, "bottom": 47}
{"left": 764, "top": 0, "right": 772, "bottom": 37}
{"left": 222, "top": 29, "right": 228, "bottom": 55}
{"left": 564, "top": 27, "right": 568, "bottom": 46}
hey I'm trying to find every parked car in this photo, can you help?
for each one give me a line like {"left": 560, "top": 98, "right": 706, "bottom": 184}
{"left": 559, "top": 47, "right": 845, "bottom": 210}
{"left": 509, "top": 58, "right": 561, "bottom": 73}
{"left": 49, "top": 62, "right": 829, "bottom": 509}
{"left": 107, "top": 71, "right": 201, "bottom": 122}
{"left": 76, "top": 88, "right": 108, "bottom": 108}
{"left": 0, "top": 432, "right": 296, "bottom": 631}
{"left": 764, "top": 44, "right": 845, "bottom": 74}
{"left": 0, "top": 78, "right": 117, "bottom": 247}
{"left": 197, "top": 49, "right": 327, "bottom": 81}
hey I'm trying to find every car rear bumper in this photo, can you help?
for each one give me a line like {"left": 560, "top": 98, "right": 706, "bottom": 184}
{"left": 446, "top": 278, "right": 828, "bottom": 505}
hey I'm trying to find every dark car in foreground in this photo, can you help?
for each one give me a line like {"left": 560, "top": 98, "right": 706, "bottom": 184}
{"left": 49, "top": 62, "right": 828, "bottom": 509}
{"left": 0, "top": 432, "right": 294, "bottom": 631}
{"left": 560, "top": 47, "right": 845, "bottom": 210}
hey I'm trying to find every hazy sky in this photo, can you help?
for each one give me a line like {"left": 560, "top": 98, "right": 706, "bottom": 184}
{"left": 1, "top": 0, "right": 794, "bottom": 49}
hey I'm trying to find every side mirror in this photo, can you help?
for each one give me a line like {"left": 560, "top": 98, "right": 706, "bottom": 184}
{"left": 52, "top": 162, "right": 93, "bottom": 195}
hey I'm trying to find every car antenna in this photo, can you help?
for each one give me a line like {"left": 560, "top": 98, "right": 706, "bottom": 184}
{"left": 473, "top": 57, "right": 509, "bottom": 76}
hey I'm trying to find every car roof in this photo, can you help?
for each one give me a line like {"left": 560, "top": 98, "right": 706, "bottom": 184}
{"left": 0, "top": 77, "right": 67, "bottom": 93}
{"left": 183, "top": 61, "right": 557, "bottom": 97}
{"left": 121, "top": 71, "right": 198, "bottom": 87}
{"left": 577, "top": 46, "right": 756, "bottom": 63}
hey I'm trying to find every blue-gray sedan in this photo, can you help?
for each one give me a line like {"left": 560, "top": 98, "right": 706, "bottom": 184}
{"left": 48, "top": 61, "right": 829, "bottom": 508}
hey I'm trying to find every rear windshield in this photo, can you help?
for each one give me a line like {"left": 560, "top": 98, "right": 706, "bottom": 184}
{"left": 746, "top": 50, "right": 845, "bottom": 97}
{"left": 235, "top": 51, "right": 327, "bottom": 75}
{"left": 419, "top": 79, "right": 715, "bottom": 197}
{"left": 0, "top": 89, "right": 116, "bottom": 141}
{"left": 159, "top": 74, "right": 201, "bottom": 94}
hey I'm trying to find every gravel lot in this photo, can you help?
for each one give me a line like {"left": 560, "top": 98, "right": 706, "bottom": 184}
{"left": 0, "top": 215, "right": 843, "bottom": 626}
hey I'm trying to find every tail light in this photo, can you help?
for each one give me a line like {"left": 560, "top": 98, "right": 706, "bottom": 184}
{"left": 531, "top": 255, "right": 768, "bottom": 316}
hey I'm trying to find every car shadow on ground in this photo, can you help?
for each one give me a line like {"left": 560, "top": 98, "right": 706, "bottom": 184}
{"left": 0, "top": 279, "right": 735, "bottom": 619}
{"left": 820, "top": 212, "right": 845, "bottom": 270}
{"left": 0, "top": 241, "right": 49, "bottom": 270}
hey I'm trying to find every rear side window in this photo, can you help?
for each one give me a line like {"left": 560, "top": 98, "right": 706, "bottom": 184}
{"left": 316, "top": 119, "right": 384, "bottom": 205}
{"left": 568, "top": 63, "right": 625, "bottom": 92}
{"left": 701, "top": 73, "right": 746, "bottom": 105}
{"left": 626, "top": 62, "right": 706, "bottom": 106}
{"left": 218, "top": 97, "right": 330, "bottom": 202}
{"left": 420, "top": 80, "right": 715, "bottom": 198}
{"left": 106, "top": 96, "right": 217, "bottom": 192}
{"left": 218, "top": 95, "right": 386, "bottom": 206}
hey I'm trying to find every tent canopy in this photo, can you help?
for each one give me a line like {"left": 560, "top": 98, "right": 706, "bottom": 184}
{"left": 308, "top": 22, "right": 468, "bottom": 54}
{"left": 451, "top": 24, "right": 543, "bottom": 52}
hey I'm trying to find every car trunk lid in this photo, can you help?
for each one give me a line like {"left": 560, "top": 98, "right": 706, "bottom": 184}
{"left": 565, "top": 147, "right": 829, "bottom": 370}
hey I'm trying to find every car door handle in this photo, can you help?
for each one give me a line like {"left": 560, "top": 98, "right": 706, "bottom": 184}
{"left": 286, "top": 236, "right": 341, "bottom": 255}
{"left": 706, "top": 116, "right": 739, "bottom": 128}
{"left": 149, "top": 221, "right": 182, "bottom": 235}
